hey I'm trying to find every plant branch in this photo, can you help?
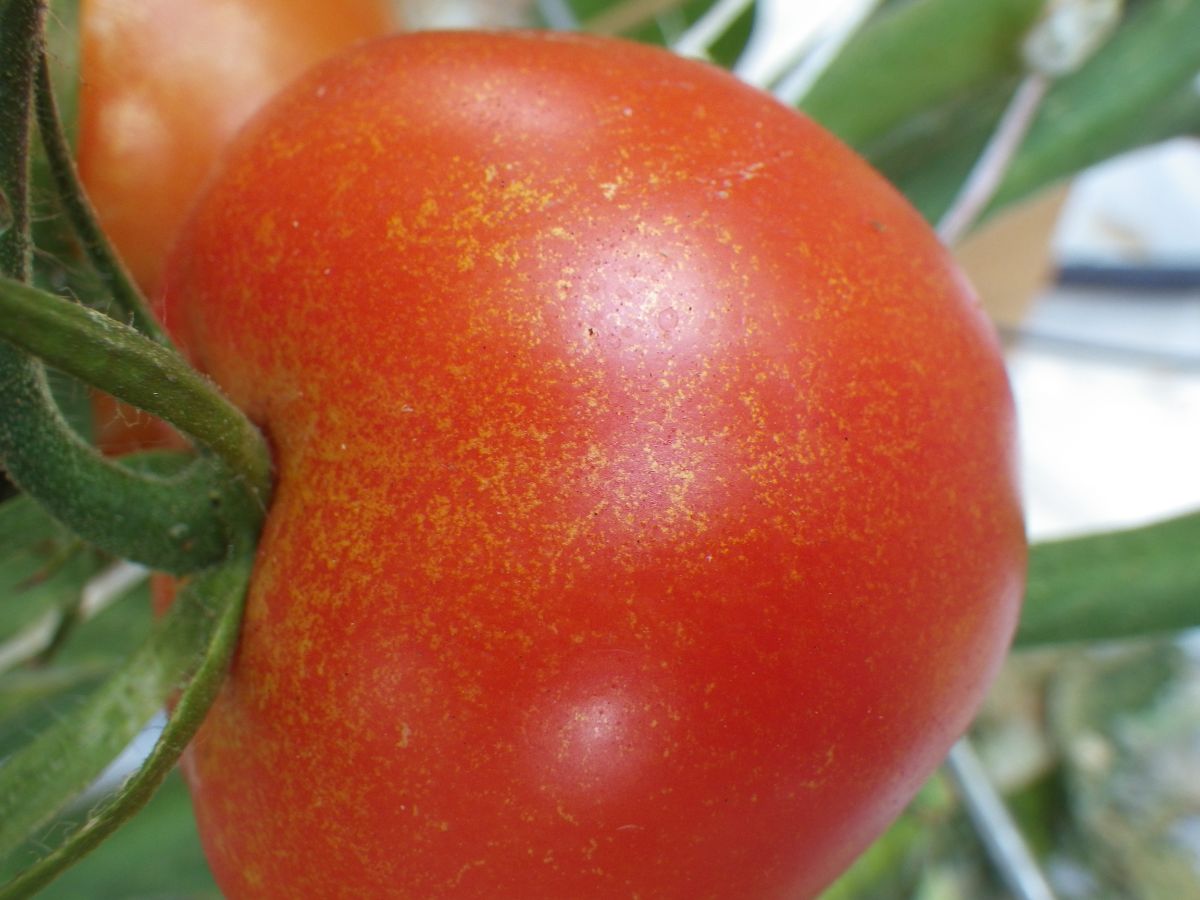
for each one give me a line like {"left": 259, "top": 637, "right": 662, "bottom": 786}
{"left": 1, "top": 0, "right": 264, "bottom": 570}
{"left": 944, "top": 739, "right": 1056, "bottom": 900}
{"left": 0, "top": 357, "right": 247, "bottom": 573}
{"left": 843, "top": 0, "right": 1200, "bottom": 225}
{"left": 0, "top": 274, "right": 272, "bottom": 510}
{"left": 934, "top": 0, "right": 1121, "bottom": 244}
{"left": 0, "top": 551, "right": 253, "bottom": 896}
{"left": 33, "top": 52, "right": 165, "bottom": 342}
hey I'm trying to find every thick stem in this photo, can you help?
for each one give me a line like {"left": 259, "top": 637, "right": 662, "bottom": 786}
{"left": 0, "top": 274, "right": 272, "bottom": 511}
{"left": 0, "top": 357, "right": 248, "bottom": 573}
{"left": 33, "top": 53, "right": 165, "bottom": 342}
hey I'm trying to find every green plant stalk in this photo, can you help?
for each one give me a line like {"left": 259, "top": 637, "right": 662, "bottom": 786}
{"left": 0, "top": 0, "right": 42, "bottom": 281}
{"left": 0, "top": 274, "right": 272, "bottom": 509}
{"left": 34, "top": 53, "right": 164, "bottom": 341}
{"left": 0, "top": 341, "right": 255, "bottom": 572}
{"left": 29, "top": 0, "right": 85, "bottom": 297}
{"left": 1016, "top": 510, "right": 1200, "bottom": 647}
{"left": 0, "top": 551, "right": 252, "bottom": 895}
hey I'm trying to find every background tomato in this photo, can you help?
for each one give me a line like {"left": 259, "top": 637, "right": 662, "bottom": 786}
{"left": 161, "top": 31, "right": 1025, "bottom": 899}
{"left": 78, "top": 0, "right": 395, "bottom": 294}
{"left": 77, "top": 0, "right": 394, "bottom": 454}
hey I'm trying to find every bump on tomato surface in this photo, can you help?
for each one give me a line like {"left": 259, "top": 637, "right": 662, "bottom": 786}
{"left": 159, "top": 31, "right": 1025, "bottom": 899}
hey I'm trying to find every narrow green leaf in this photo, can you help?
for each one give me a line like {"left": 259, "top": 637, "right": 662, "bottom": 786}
{"left": 804, "top": 0, "right": 1200, "bottom": 226}
{"left": 15, "top": 771, "right": 219, "bottom": 899}
{"left": 802, "top": 0, "right": 1043, "bottom": 148}
{"left": 0, "top": 554, "right": 250, "bottom": 881}
{"left": 1017, "top": 510, "right": 1200, "bottom": 647}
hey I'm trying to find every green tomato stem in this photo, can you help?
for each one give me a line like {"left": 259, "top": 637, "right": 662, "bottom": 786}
{"left": 33, "top": 52, "right": 166, "bottom": 343}
{"left": 0, "top": 274, "right": 272, "bottom": 512}
{"left": 0, "top": 350, "right": 248, "bottom": 573}
{"left": 0, "top": 551, "right": 253, "bottom": 896}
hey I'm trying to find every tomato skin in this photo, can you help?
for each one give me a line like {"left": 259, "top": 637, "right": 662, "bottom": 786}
{"left": 162, "top": 32, "right": 1025, "bottom": 899}
{"left": 77, "top": 0, "right": 394, "bottom": 296}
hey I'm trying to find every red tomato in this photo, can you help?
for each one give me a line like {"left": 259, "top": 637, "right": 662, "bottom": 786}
{"left": 161, "top": 32, "right": 1025, "bottom": 899}
{"left": 77, "top": 0, "right": 394, "bottom": 455}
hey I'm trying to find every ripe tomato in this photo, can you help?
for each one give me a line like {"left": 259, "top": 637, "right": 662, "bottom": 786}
{"left": 161, "top": 32, "right": 1025, "bottom": 899}
{"left": 77, "top": 0, "right": 395, "bottom": 295}
{"left": 77, "top": 0, "right": 394, "bottom": 454}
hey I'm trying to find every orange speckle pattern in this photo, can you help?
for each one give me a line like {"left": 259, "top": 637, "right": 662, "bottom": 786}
{"left": 161, "top": 32, "right": 1025, "bottom": 899}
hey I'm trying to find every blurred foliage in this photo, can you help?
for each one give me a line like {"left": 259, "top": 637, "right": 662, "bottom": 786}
{"left": 803, "top": 0, "right": 1200, "bottom": 224}
{"left": 827, "top": 640, "right": 1200, "bottom": 897}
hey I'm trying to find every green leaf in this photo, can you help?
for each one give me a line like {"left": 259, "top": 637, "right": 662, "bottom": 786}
{"left": 1, "top": 569, "right": 152, "bottom": 763}
{"left": 1017, "top": 510, "right": 1200, "bottom": 647}
{"left": 0, "top": 663, "right": 111, "bottom": 761}
{"left": 0, "top": 495, "right": 106, "bottom": 664}
{"left": 804, "top": 0, "right": 1200, "bottom": 225}
{"left": 802, "top": 0, "right": 1043, "bottom": 149}
{"left": 12, "top": 770, "right": 219, "bottom": 900}
{"left": 0, "top": 554, "right": 250, "bottom": 892}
